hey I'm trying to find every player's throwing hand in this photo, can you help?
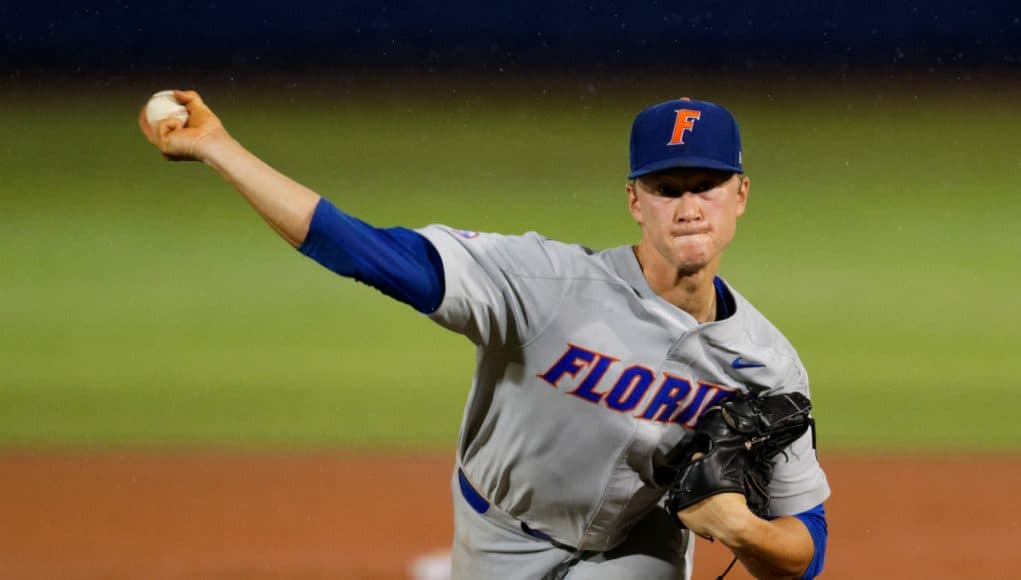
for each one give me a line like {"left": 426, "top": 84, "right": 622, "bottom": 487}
{"left": 138, "top": 90, "right": 228, "bottom": 162}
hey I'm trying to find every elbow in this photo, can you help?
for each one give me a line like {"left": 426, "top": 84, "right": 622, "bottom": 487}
{"left": 741, "top": 513, "right": 822, "bottom": 580}
{"left": 287, "top": 196, "right": 324, "bottom": 249}
{"left": 280, "top": 228, "right": 305, "bottom": 249}
{"left": 784, "top": 560, "right": 814, "bottom": 580}
{"left": 741, "top": 558, "right": 810, "bottom": 580}
{"left": 753, "top": 555, "right": 813, "bottom": 580}
{"left": 286, "top": 196, "right": 319, "bottom": 248}
{"left": 765, "top": 532, "right": 819, "bottom": 580}
{"left": 787, "top": 546, "right": 816, "bottom": 579}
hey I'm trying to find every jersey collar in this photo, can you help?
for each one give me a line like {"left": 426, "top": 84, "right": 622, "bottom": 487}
{"left": 605, "top": 245, "right": 741, "bottom": 325}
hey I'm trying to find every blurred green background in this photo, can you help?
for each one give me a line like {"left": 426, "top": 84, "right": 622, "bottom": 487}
{"left": 2, "top": 75, "right": 1019, "bottom": 452}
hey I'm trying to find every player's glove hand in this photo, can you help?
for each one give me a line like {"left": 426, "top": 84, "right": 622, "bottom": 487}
{"left": 664, "top": 391, "right": 814, "bottom": 520}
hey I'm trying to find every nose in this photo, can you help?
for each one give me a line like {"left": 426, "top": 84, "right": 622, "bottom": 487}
{"left": 675, "top": 192, "right": 703, "bottom": 223}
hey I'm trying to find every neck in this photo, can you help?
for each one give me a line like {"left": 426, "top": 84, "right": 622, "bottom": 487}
{"left": 633, "top": 243, "right": 719, "bottom": 323}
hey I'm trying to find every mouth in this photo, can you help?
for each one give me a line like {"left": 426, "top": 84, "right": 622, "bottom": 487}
{"left": 671, "top": 228, "right": 710, "bottom": 237}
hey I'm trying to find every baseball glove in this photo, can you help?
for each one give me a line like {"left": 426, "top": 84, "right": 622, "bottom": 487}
{"left": 664, "top": 391, "right": 814, "bottom": 519}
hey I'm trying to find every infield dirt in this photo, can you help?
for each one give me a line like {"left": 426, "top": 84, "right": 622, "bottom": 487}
{"left": 1, "top": 452, "right": 1018, "bottom": 579}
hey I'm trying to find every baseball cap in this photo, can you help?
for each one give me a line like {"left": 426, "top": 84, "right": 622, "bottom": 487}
{"left": 628, "top": 98, "right": 743, "bottom": 179}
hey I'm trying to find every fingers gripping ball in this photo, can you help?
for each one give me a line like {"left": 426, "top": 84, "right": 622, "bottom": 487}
{"left": 145, "top": 90, "right": 189, "bottom": 129}
{"left": 666, "top": 391, "right": 814, "bottom": 519}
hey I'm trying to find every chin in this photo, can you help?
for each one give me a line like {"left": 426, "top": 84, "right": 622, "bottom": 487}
{"left": 670, "top": 245, "right": 712, "bottom": 271}
{"left": 667, "top": 252, "right": 711, "bottom": 275}
{"left": 674, "top": 261, "right": 711, "bottom": 276}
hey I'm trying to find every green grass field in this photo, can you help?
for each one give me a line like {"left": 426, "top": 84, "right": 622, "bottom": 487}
{"left": 2, "top": 75, "right": 1019, "bottom": 451}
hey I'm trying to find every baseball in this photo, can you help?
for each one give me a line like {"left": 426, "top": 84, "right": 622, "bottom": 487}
{"left": 144, "top": 90, "right": 189, "bottom": 128}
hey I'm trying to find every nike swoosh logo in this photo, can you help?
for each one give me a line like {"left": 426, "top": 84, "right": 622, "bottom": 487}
{"left": 731, "top": 356, "right": 766, "bottom": 369}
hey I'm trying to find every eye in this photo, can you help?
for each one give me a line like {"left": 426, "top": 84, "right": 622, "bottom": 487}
{"left": 692, "top": 181, "right": 715, "bottom": 193}
{"left": 658, "top": 185, "right": 683, "bottom": 198}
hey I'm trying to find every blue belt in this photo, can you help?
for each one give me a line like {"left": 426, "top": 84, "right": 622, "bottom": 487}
{"left": 457, "top": 468, "right": 491, "bottom": 515}
{"left": 457, "top": 468, "right": 556, "bottom": 543}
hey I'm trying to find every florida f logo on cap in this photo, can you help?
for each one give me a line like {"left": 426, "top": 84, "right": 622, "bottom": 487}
{"left": 669, "top": 108, "right": 702, "bottom": 145}
{"left": 629, "top": 98, "right": 743, "bottom": 179}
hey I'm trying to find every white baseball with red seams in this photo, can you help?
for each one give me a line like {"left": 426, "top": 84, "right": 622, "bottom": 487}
{"left": 144, "top": 90, "right": 189, "bottom": 129}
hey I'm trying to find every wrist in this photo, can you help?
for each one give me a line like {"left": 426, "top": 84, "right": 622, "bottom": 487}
{"left": 195, "top": 130, "right": 237, "bottom": 167}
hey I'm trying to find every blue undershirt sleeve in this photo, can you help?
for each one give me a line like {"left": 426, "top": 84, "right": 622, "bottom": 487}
{"left": 298, "top": 197, "right": 445, "bottom": 314}
{"left": 793, "top": 503, "right": 828, "bottom": 579}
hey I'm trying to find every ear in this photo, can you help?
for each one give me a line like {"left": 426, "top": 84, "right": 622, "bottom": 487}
{"left": 626, "top": 181, "right": 644, "bottom": 226}
{"left": 735, "top": 175, "right": 750, "bottom": 217}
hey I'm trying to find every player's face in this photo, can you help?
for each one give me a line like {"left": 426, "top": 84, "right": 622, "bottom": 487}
{"left": 626, "top": 169, "right": 749, "bottom": 275}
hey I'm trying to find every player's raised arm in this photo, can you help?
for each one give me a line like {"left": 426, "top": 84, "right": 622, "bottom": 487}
{"left": 138, "top": 90, "right": 444, "bottom": 314}
{"left": 138, "top": 90, "right": 320, "bottom": 248}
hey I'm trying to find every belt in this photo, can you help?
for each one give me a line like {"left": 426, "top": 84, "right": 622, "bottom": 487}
{"left": 457, "top": 468, "right": 556, "bottom": 543}
{"left": 457, "top": 468, "right": 492, "bottom": 515}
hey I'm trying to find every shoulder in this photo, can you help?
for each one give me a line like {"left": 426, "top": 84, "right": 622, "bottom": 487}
{"left": 417, "top": 225, "right": 621, "bottom": 281}
{"left": 416, "top": 227, "right": 628, "bottom": 346}
{"left": 716, "top": 282, "right": 810, "bottom": 392}
{"left": 730, "top": 287, "right": 800, "bottom": 357}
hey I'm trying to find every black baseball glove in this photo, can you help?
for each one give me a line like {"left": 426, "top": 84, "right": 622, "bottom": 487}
{"left": 664, "top": 391, "right": 814, "bottom": 520}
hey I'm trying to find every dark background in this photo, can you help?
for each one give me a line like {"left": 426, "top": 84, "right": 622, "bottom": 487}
{"left": 4, "top": 1, "right": 1019, "bottom": 77}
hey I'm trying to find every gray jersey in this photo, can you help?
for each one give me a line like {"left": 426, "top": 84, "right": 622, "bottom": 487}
{"left": 418, "top": 225, "right": 830, "bottom": 553}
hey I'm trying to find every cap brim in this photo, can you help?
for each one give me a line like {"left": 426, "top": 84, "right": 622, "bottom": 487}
{"left": 628, "top": 156, "right": 742, "bottom": 179}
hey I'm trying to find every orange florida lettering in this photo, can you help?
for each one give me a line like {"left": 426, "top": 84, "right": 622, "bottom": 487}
{"left": 669, "top": 109, "right": 702, "bottom": 145}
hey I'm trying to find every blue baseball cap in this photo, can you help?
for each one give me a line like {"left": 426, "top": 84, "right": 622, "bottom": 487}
{"left": 628, "top": 98, "right": 743, "bottom": 179}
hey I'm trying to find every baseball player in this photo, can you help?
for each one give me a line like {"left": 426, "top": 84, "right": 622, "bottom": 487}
{"left": 139, "top": 91, "right": 829, "bottom": 579}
